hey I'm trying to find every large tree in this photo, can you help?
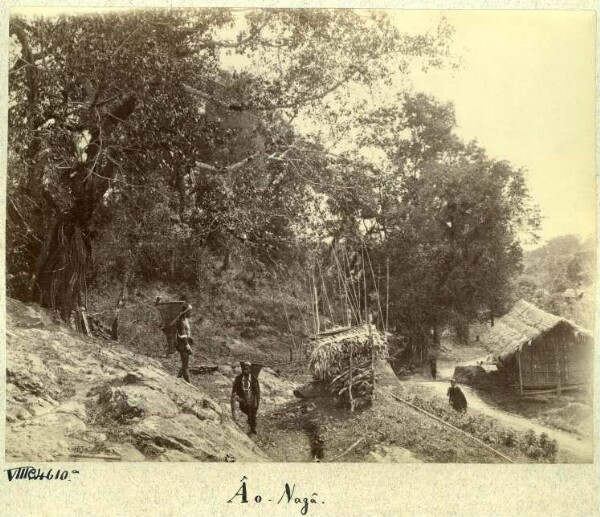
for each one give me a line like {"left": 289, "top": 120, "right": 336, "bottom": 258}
{"left": 8, "top": 8, "right": 453, "bottom": 322}
{"left": 328, "top": 93, "right": 541, "bottom": 352}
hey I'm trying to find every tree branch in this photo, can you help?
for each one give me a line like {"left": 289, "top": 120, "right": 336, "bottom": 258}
{"left": 182, "top": 67, "right": 360, "bottom": 113}
{"left": 154, "top": 11, "right": 269, "bottom": 49}
{"left": 10, "top": 20, "right": 38, "bottom": 107}
{"left": 195, "top": 151, "right": 261, "bottom": 173}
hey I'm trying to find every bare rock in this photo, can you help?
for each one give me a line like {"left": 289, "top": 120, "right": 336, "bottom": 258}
{"left": 6, "top": 299, "right": 54, "bottom": 329}
{"left": 96, "top": 385, "right": 180, "bottom": 421}
{"left": 104, "top": 443, "right": 146, "bottom": 461}
{"left": 369, "top": 445, "right": 422, "bottom": 463}
{"left": 6, "top": 298, "right": 270, "bottom": 463}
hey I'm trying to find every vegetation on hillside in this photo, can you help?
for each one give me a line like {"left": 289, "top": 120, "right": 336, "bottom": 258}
{"left": 514, "top": 235, "right": 595, "bottom": 328}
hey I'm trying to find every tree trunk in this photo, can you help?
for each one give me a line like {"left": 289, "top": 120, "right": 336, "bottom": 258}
{"left": 27, "top": 92, "right": 138, "bottom": 326}
{"left": 34, "top": 219, "right": 89, "bottom": 323}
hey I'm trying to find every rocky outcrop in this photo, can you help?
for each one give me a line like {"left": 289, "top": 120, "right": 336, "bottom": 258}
{"left": 6, "top": 299, "right": 266, "bottom": 462}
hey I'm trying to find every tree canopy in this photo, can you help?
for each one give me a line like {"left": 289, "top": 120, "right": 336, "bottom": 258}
{"left": 7, "top": 8, "right": 540, "bottom": 353}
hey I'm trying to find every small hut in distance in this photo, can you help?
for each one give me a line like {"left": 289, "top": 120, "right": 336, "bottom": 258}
{"left": 481, "top": 300, "right": 594, "bottom": 395}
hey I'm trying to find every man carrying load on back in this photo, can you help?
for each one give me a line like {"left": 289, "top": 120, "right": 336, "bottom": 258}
{"left": 157, "top": 294, "right": 194, "bottom": 383}
{"left": 174, "top": 294, "right": 194, "bottom": 356}
{"left": 231, "top": 361, "right": 261, "bottom": 435}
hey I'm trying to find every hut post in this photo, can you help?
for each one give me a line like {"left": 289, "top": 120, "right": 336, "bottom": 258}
{"left": 553, "top": 336, "right": 562, "bottom": 398}
{"left": 517, "top": 350, "right": 524, "bottom": 396}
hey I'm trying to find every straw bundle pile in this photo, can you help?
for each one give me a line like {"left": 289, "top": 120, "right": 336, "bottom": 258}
{"left": 308, "top": 325, "right": 388, "bottom": 406}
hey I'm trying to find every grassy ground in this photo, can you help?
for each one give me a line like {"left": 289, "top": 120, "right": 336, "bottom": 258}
{"left": 85, "top": 279, "right": 591, "bottom": 463}
{"left": 252, "top": 388, "right": 533, "bottom": 463}
{"left": 186, "top": 358, "right": 541, "bottom": 464}
{"left": 476, "top": 388, "right": 593, "bottom": 438}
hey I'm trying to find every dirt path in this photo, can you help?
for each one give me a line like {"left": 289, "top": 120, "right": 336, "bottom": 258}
{"left": 189, "top": 357, "right": 593, "bottom": 463}
{"left": 408, "top": 375, "right": 593, "bottom": 463}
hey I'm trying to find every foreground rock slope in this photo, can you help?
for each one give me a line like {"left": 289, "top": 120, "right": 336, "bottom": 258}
{"left": 6, "top": 299, "right": 265, "bottom": 462}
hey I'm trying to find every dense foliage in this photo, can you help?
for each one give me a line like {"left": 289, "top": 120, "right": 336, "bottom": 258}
{"left": 514, "top": 235, "right": 595, "bottom": 327}
{"left": 8, "top": 8, "right": 541, "bottom": 359}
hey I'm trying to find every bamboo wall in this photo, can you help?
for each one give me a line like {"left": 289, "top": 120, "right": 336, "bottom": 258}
{"left": 518, "top": 326, "right": 592, "bottom": 389}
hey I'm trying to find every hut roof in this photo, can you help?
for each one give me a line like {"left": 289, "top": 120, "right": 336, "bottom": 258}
{"left": 310, "top": 324, "right": 376, "bottom": 345}
{"left": 481, "top": 300, "right": 593, "bottom": 362}
{"left": 308, "top": 325, "right": 388, "bottom": 380}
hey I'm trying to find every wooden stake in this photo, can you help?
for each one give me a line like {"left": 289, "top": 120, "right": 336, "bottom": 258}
{"left": 70, "top": 453, "right": 121, "bottom": 461}
{"left": 329, "top": 437, "right": 365, "bottom": 461}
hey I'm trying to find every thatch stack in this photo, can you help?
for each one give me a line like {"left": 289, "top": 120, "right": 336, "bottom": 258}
{"left": 308, "top": 325, "right": 388, "bottom": 408}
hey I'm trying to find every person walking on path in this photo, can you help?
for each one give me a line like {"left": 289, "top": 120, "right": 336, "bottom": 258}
{"left": 447, "top": 378, "right": 467, "bottom": 412}
{"left": 231, "top": 361, "right": 261, "bottom": 435}
{"left": 427, "top": 349, "right": 438, "bottom": 380}
{"left": 157, "top": 295, "right": 194, "bottom": 382}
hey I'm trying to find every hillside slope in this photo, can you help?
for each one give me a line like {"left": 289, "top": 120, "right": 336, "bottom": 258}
{"left": 6, "top": 299, "right": 265, "bottom": 462}
{"left": 6, "top": 299, "right": 579, "bottom": 464}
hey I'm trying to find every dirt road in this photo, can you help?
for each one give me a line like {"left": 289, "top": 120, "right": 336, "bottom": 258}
{"left": 408, "top": 376, "right": 593, "bottom": 463}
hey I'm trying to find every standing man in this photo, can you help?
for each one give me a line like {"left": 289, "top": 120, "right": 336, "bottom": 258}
{"left": 174, "top": 295, "right": 193, "bottom": 383}
{"left": 231, "top": 361, "right": 261, "bottom": 435}
{"left": 447, "top": 378, "right": 468, "bottom": 412}
{"left": 427, "top": 348, "right": 438, "bottom": 380}
{"left": 157, "top": 295, "right": 194, "bottom": 383}
{"left": 175, "top": 294, "right": 194, "bottom": 356}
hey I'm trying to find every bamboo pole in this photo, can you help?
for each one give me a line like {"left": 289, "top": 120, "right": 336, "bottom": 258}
{"left": 342, "top": 245, "right": 361, "bottom": 322}
{"left": 334, "top": 248, "right": 356, "bottom": 324}
{"left": 317, "top": 261, "right": 334, "bottom": 326}
{"left": 361, "top": 242, "right": 376, "bottom": 393}
{"left": 390, "top": 394, "right": 514, "bottom": 463}
{"left": 385, "top": 257, "right": 390, "bottom": 333}
{"left": 362, "top": 243, "right": 369, "bottom": 327}
{"left": 365, "top": 246, "right": 384, "bottom": 331}
{"left": 311, "top": 271, "right": 320, "bottom": 335}
{"left": 349, "top": 344, "right": 355, "bottom": 412}
{"left": 518, "top": 384, "right": 585, "bottom": 396}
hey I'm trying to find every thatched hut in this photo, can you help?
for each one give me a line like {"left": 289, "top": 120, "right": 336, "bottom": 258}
{"left": 307, "top": 325, "right": 388, "bottom": 408}
{"left": 481, "top": 300, "right": 593, "bottom": 394}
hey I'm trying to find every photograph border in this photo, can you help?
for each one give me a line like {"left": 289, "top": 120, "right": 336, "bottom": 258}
{"left": 0, "top": 1, "right": 598, "bottom": 516}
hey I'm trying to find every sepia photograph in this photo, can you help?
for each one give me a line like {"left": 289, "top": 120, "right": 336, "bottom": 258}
{"left": 4, "top": 4, "right": 596, "bottom": 476}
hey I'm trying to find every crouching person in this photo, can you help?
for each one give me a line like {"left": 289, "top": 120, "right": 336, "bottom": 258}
{"left": 447, "top": 378, "right": 468, "bottom": 412}
{"left": 231, "top": 361, "right": 261, "bottom": 435}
